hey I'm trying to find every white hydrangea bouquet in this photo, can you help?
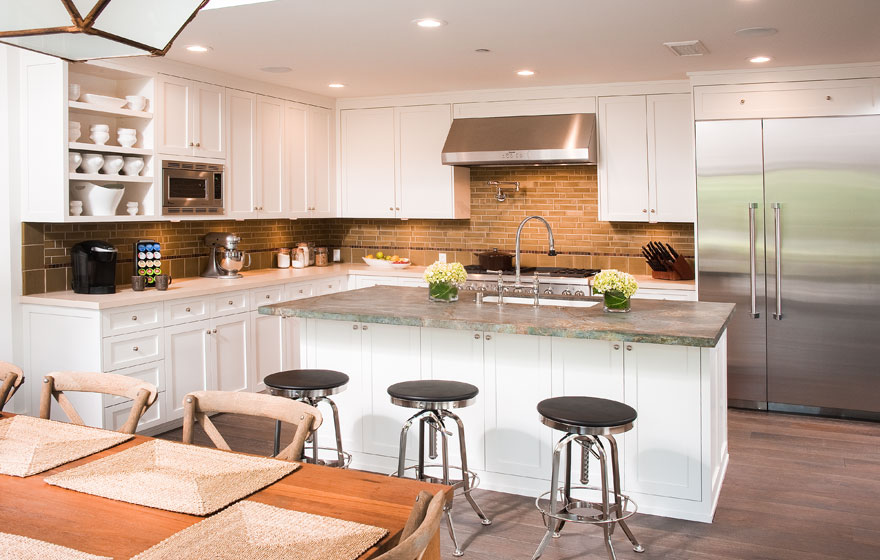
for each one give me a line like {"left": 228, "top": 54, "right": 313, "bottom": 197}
{"left": 424, "top": 261, "right": 467, "bottom": 302}
{"left": 592, "top": 269, "right": 638, "bottom": 313}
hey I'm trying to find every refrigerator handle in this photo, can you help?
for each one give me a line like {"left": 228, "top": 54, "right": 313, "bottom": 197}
{"left": 748, "top": 203, "right": 760, "bottom": 318}
{"left": 772, "top": 202, "right": 783, "bottom": 320}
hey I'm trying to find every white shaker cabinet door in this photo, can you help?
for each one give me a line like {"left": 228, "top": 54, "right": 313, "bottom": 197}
{"left": 193, "top": 82, "right": 225, "bottom": 159}
{"left": 341, "top": 108, "right": 396, "bottom": 218}
{"left": 647, "top": 93, "right": 696, "bottom": 223}
{"left": 421, "top": 328, "right": 486, "bottom": 471}
{"left": 158, "top": 76, "right": 193, "bottom": 157}
{"left": 598, "top": 95, "right": 650, "bottom": 221}
{"left": 212, "top": 313, "right": 252, "bottom": 394}
{"left": 484, "top": 332, "right": 553, "bottom": 479}
{"left": 308, "top": 106, "right": 334, "bottom": 217}
{"left": 256, "top": 95, "right": 286, "bottom": 216}
{"left": 623, "top": 342, "right": 702, "bottom": 500}
{"left": 164, "top": 319, "right": 212, "bottom": 420}
{"left": 226, "top": 89, "right": 258, "bottom": 219}
{"left": 285, "top": 102, "right": 309, "bottom": 216}
{"left": 395, "top": 104, "right": 455, "bottom": 218}
{"left": 252, "top": 311, "right": 285, "bottom": 392}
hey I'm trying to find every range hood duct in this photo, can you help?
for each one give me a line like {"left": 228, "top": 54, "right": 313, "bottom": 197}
{"left": 441, "top": 113, "right": 597, "bottom": 167}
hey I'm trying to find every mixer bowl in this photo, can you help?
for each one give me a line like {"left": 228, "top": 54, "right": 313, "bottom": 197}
{"left": 220, "top": 249, "right": 250, "bottom": 274}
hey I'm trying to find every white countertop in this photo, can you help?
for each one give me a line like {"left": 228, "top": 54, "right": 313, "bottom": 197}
{"left": 20, "top": 264, "right": 694, "bottom": 310}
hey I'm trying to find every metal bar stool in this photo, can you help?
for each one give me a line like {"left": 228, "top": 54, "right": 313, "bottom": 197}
{"left": 532, "top": 396, "right": 645, "bottom": 560}
{"left": 388, "top": 380, "right": 491, "bottom": 557}
{"left": 263, "top": 369, "right": 351, "bottom": 468}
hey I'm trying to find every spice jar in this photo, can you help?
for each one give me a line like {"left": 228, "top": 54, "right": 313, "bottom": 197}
{"left": 315, "top": 247, "right": 329, "bottom": 267}
{"left": 277, "top": 248, "right": 291, "bottom": 268}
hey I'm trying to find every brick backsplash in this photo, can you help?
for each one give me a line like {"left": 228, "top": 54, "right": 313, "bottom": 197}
{"left": 21, "top": 165, "right": 694, "bottom": 295}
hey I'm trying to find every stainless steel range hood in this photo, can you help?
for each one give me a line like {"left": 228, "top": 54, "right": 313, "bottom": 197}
{"left": 441, "top": 113, "right": 597, "bottom": 166}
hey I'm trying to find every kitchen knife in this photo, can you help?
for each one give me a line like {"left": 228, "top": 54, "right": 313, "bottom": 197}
{"left": 641, "top": 248, "right": 661, "bottom": 271}
{"left": 666, "top": 243, "right": 680, "bottom": 259}
{"left": 643, "top": 245, "right": 667, "bottom": 271}
{"left": 653, "top": 241, "right": 674, "bottom": 265}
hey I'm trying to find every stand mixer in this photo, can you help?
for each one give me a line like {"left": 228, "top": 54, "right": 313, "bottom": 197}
{"left": 201, "top": 232, "right": 250, "bottom": 279}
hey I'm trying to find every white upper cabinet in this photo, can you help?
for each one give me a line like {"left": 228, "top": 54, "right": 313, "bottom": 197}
{"left": 285, "top": 102, "right": 309, "bottom": 216}
{"left": 341, "top": 104, "right": 469, "bottom": 219}
{"left": 158, "top": 75, "right": 225, "bottom": 159}
{"left": 341, "top": 107, "right": 397, "bottom": 218}
{"left": 226, "top": 89, "right": 257, "bottom": 219}
{"left": 395, "top": 104, "right": 469, "bottom": 219}
{"left": 598, "top": 93, "right": 695, "bottom": 223}
{"left": 256, "top": 95, "right": 286, "bottom": 216}
{"left": 308, "top": 106, "right": 335, "bottom": 218}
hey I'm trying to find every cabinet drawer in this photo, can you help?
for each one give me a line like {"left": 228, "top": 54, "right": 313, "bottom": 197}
{"left": 211, "top": 291, "right": 249, "bottom": 316}
{"left": 102, "top": 303, "right": 163, "bottom": 337}
{"left": 283, "top": 282, "right": 314, "bottom": 300}
{"left": 104, "top": 392, "right": 165, "bottom": 433}
{"left": 250, "top": 286, "right": 285, "bottom": 310}
{"left": 102, "top": 361, "right": 165, "bottom": 407}
{"left": 102, "top": 329, "right": 163, "bottom": 371}
{"left": 315, "top": 277, "right": 344, "bottom": 296}
{"left": 164, "top": 297, "right": 210, "bottom": 326}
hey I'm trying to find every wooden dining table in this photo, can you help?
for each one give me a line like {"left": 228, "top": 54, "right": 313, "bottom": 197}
{"left": 0, "top": 413, "right": 451, "bottom": 559}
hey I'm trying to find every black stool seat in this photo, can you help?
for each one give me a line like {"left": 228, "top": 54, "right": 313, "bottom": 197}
{"left": 388, "top": 380, "right": 478, "bottom": 403}
{"left": 538, "top": 396, "right": 637, "bottom": 429}
{"left": 264, "top": 369, "right": 349, "bottom": 391}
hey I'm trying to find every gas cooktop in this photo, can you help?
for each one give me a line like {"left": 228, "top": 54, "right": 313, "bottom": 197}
{"left": 464, "top": 265, "right": 600, "bottom": 278}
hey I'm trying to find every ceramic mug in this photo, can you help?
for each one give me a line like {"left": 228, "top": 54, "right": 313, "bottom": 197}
{"left": 131, "top": 275, "right": 146, "bottom": 292}
{"left": 155, "top": 275, "right": 172, "bottom": 291}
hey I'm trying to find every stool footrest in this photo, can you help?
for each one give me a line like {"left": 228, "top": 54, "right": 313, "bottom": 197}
{"left": 301, "top": 447, "right": 352, "bottom": 469}
{"left": 389, "top": 464, "right": 481, "bottom": 494}
{"left": 535, "top": 486, "right": 638, "bottom": 526}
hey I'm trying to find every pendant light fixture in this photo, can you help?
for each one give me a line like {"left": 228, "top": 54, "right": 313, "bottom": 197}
{"left": 0, "top": 0, "right": 209, "bottom": 62}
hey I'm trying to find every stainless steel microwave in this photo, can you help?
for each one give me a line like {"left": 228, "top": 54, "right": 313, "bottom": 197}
{"left": 162, "top": 160, "right": 224, "bottom": 215}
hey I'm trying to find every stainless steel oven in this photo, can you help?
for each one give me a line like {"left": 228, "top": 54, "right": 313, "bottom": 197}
{"left": 162, "top": 160, "right": 224, "bottom": 215}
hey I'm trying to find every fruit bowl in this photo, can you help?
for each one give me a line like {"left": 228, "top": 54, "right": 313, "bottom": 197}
{"left": 391, "top": 261, "right": 412, "bottom": 269}
{"left": 362, "top": 257, "right": 394, "bottom": 268}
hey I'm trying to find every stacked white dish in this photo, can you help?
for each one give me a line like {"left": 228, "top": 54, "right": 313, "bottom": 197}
{"left": 68, "top": 152, "right": 82, "bottom": 172}
{"left": 122, "top": 156, "right": 144, "bottom": 176}
{"left": 125, "top": 96, "right": 147, "bottom": 111}
{"left": 81, "top": 93, "right": 127, "bottom": 109}
{"left": 68, "top": 84, "right": 80, "bottom": 102}
{"left": 126, "top": 202, "right": 139, "bottom": 216}
{"left": 72, "top": 182, "right": 125, "bottom": 216}
{"left": 101, "top": 155, "right": 124, "bottom": 175}
{"left": 69, "top": 121, "right": 81, "bottom": 142}
{"left": 69, "top": 200, "right": 83, "bottom": 216}
{"left": 80, "top": 153, "right": 104, "bottom": 174}
{"left": 89, "top": 124, "right": 110, "bottom": 145}
{"left": 117, "top": 128, "right": 137, "bottom": 148}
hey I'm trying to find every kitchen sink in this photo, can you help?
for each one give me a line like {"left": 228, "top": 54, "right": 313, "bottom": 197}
{"left": 482, "top": 295, "right": 599, "bottom": 308}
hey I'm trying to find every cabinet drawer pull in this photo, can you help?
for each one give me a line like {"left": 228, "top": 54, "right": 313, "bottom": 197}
{"left": 265, "top": 294, "right": 271, "bottom": 299}
{"left": 739, "top": 98, "right": 746, "bottom": 105}
{"left": 206, "top": 330, "right": 211, "bottom": 335}
{"left": 485, "top": 335, "right": 492, "bottom": 341}
{"left": 389, "top": 207, "right": 394, "bottom": 211}
{"left": 212, "top": 328, "right": 218, "bottom": 334}
{"left": 228, "top": 300, "right": 234, "bottom": 305}
{"left": 185, "top": 307, "right": 191, "bottom": 312}
{"left": 626, "top": 345, "right": 632, "bottom": 351}
{"left": 132, "top": 346, "right": 139, "bottom": 352}
{"left": 642, "top": 209, "right": 647, "bottom": 213}
{"left": 131, "top": 315, "right": 137, "bottom": 321}
{"left": 353, "top": 324, "right": 359, "bottom": 330}
{"left": 613, "top": 344, "right": 620, "bottom": 350}
{"left": 474, "top": 333, "right": 481, "bottom": 340}
{"left": 826, "top": 95, "right": 832, "bottom": 101}
{"left": 361, "top": 325, "right": 368, "bottom": 331}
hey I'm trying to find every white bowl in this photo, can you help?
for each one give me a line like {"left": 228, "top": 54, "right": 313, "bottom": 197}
{"left": 362, "top": 257, "right": 395, "bottom": 269}
{"left": 124, "top": 96, "right": 146, "bottom": 111}
{"left": 117, "top": 132, "right": 137, "bottom": 148}
{"left": 391, "top": 262, "right": 412, "bottom": 269}
{"left": 121, "top": 156, "right": 144, "bottom": 176}
{"left": 89, "top": 131, "right": 110, "bottom": 145}
{"left": 117, "top": 127, "right": 136, "bottom": 134}
{"left": 68, "top": 84, "right": 80, "bottom": 101}
{"left": 127, "top": 206, "right": 139, "bottom": 216}
{"left": 72, "top": 182, "right": 124, "bottom": 216}
{"left": 90, "top": 123, "right": 110, "bottom": 130}
{"left": 69, "top": 204, "right": 83, "bottom": 217}
{"left": 68, "top": 152, "right": 82, "bottom": 172}
{"left": 81, "top": 93, "right": 127, "bottom": 109}
{"left": 68, "top": 128, "right": 82, "bottom": 143}
{"left": 101, "top": 155, "right": 124, "bottom": 175}
{"left": 80, "top": 153, "right": 104, "bottom": 174}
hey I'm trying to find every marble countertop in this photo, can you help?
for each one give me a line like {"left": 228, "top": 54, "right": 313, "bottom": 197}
{"left": 260, "top": 285, "right": 732, "bottom": 348}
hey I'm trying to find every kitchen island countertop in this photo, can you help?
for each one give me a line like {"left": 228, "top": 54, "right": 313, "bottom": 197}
{"left": 260, "top": 285, "right": 732, "bottom": 347}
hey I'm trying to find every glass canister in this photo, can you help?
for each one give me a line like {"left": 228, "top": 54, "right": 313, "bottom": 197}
{"left": 315, "top": 247, "right": 329, "bottom": 267}
{"left": 277, "top": 248, "right": 291, "bottom": 268}
{"left": 292, "top": 247, "right": 306, "bottom": 268}
{"left": 307, "top": 242, "right": 316, "bottom": 266}
{"left": 296, "top": 242, "right": 310, "bottom": 267}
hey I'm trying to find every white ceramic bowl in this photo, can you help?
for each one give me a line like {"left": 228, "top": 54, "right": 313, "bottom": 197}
{"left": 68, "top": 152, "right": 82, "bottom": 172}
{"left": 124, "top": 96, "right": 146, "bottom": 111}
{"left": 101, "top": 155, "right": 124, "bottom": 175}
{"left": 89, "top": 124, "right": 110, "bottom": 131}
{"left": 68, "top": 126, "right": 82, "bottom": 143}
{"left": 117, "top": 132, "right": 137, "bottom": 148}
{"left": 72, "top": 182, "right": 124, "bottom": 216}
{"left": 80, "top": 153, "right": 104, "bottom": 174}
{"left": 362, "top": 257, "right": 395, "bottom": 269}
{"left": 127, "top": 206, "right": 138, "bottom": 216}
{"left": 81, "top": 93, "right": 127, "bottom": 109}
{"left": 390, "top": 262, "right": 412, "bottom": 269}
{"left": 68, "top": 84, "right": 80, "bottom": 101}
{"left": 121, "top": 156, "right": 144, "bottom": 176}
{"left": 117, "top": 127, "right": 136, "bottom": 134}
{"left": 69, "top": 203, "right": 83, "bottom": 217}
{"left": 89, "top": 131, "right": 110, "bottom": 145}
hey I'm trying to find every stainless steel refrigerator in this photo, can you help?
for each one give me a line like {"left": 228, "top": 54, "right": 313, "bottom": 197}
{"left": 696, "top": 116, "right": 880, "bottom": 420}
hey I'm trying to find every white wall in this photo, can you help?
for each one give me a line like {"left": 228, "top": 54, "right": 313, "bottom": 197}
{"left": 0, "top": 45, "right": 25, "bottom": 412}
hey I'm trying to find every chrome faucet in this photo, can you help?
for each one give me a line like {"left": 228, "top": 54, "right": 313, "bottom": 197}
{"left": 514, "top": 216, "right": 557, "bottom": 286}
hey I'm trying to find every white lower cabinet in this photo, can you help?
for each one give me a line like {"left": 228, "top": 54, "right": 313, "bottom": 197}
{"left": 164, "top": 319, "right": 212, "bottom": 420}
{"left": 213, "top": 313, "right": 253, "bottom": 393}
{"left": 104, "top": 392, "right": 165, "bottom": 432}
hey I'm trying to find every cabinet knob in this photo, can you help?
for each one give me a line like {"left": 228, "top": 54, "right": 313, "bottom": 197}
{"left": 254, "top": 206, "right": 258, "bottom": 211}
{"left": 132, "top": 346, "right": 139, "bottom": 352}
{"left": 485, "top": 334, "right": 492, "bottom": 341}
{"left": 826, "top": 95, "right": 832, "bottom": 101}
{"left": 642, "top": 209, "right": 647, "bottom": 213}
{"left": 265, "top": 295, "right": 271, "bottom": 299}
{"left": 228, "top": 300, "right": 233, "bottom": 305}
{"left": 389, "top": 207, "right": 394, "bottom": 211}
{"left": 189, "top": 142, "right": 194, "bottom": 147}
{"left": 361, "top": 325, "right": 368, "bottom": 331}
{"left": 353, "top": 324, "right": 359, "bottom": 330}
{"left": 650, "top": 209, "right": 656, "bottom": 213}
{"left": 212, "top": 328, "right": 218, "bottom": 334}
{"left": 396, "top": 207, "right": 400, "bottom": 211}
{"left": 474, "top": 333, "right": 481, "bottom": 340}
{"left": 185, "top": 307, "right": 191, "bottom": 312}
{"left": 206, "top": 330, "right": 211, "bottom": 335}
{"left": 739, "top": 99, "right": 746, "bottom": 105}
{"left": 196, "top": 142, "right": 201, "bottom": 147}
{"left": 613, "top": 344, "right": 620, "bottom": 350}
{"left": 131, "top": 315, "right": 137, "bottom": 321}
{"left": 626, "top": 345, "right": 633, "bottom": 351}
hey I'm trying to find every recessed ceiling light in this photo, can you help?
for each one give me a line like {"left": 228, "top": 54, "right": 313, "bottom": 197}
{"left": 516, "top": 70, "right": 535, "bottom": 76}
{"left": 749, "top": 56, "right": 772, "bottom": 63}
{"left": 413, "top": 18, "right": 447, "bottom": 28}
{"left": 260, "top": 66, "right": 291, "bottom": 73}
{"left": 185, "top": 45, "right": 211, "bottom": 53}
{"left": 328, "top": 83, "right": 345, "bottom": 88}
{"left": 735, "top": 27, "right": 778, "bottom": 38}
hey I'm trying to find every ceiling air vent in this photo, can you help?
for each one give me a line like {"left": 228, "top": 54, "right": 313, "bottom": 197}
{"left": 664, "top": 40, "right": 709, "bottom": 57}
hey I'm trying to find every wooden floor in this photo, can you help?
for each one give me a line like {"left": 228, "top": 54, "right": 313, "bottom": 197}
{"left": 158, "top": 409, "right": 880, "bottom": 559}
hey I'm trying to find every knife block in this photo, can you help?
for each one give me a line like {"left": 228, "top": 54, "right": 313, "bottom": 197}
{"left": 651, "top": 255, "right": 695, "bottom": 281}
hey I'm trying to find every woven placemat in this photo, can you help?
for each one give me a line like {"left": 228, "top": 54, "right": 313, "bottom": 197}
{"left": 131, "top": 500, "right": 388, "bottom": 560}
{"left": 0, "top": 415, "right": 133, "bottom": 477}
{"left": 0, "top": 532, "right": 111, "bottom": 560}
{"left": 45, "top": 439, "right": 299, "bottom": 516}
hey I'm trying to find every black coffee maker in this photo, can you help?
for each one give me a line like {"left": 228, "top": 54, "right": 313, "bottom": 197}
{"left": 71, "top": 241, "right": 118, "bottom": 294}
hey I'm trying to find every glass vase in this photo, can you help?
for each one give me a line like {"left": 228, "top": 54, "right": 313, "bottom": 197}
{"left": 428, "top": 282, "right": 459, "bottom": 302}
{"left": 603, "top": 290, "right": 631, "bottom": 313}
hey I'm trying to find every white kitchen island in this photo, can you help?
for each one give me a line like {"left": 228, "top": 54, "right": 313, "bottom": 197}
{"left": 262, "top": 286, "right": 733, "bottom": 523}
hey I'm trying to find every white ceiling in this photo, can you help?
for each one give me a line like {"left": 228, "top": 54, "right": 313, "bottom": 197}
{"left": 168, "top": 0, "right": 880, "bottom": 98}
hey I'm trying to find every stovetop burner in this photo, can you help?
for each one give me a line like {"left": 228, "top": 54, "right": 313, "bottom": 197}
{"left": 464, "top": 265, "right": 600, "bottom": 278}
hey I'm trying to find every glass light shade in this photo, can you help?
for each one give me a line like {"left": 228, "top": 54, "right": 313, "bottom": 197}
{"left": 0, "top": 0, "right": 207, "bottom": 61}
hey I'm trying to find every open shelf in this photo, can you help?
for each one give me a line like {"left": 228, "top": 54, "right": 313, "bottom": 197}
{"left": 69, "top": 101, "right": 152, "bottom": 119}
{"left": 69, "top": 142, "right": 153, "bottom": 156}
{"left": 70, "top": 173, "right": 154, "bottom": 183}
{"left": 66, "top": 214, "right": 160, "bottom": 222}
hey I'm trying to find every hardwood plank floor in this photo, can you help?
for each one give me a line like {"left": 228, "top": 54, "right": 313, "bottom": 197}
{"left": 157, "top": 409, "right": 880, "bottom": 559}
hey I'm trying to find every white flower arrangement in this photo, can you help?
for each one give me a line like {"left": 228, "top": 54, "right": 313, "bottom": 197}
{"left": 592, "top": 269, "right": 638, "bottom": 298}
{"left": 424, "top": 261, "right": 467, "bottom": 286}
